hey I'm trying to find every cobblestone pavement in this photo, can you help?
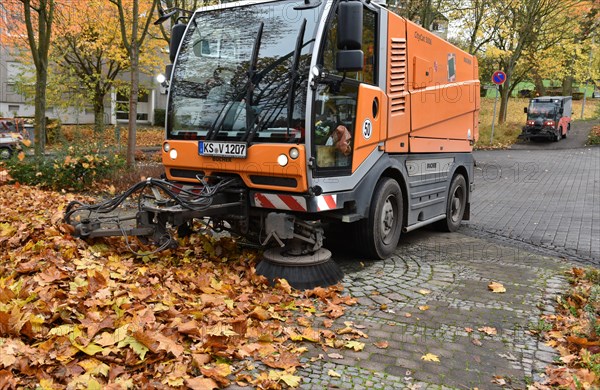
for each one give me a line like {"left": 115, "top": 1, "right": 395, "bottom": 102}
{"left": 470, "top": 144, "right": 600, "bottom": 263}
{"left": 283, "top": 232, "right": 570, "bottom": 389}
{"left": 227, "top": 123, "right": 598, "bottom": 389}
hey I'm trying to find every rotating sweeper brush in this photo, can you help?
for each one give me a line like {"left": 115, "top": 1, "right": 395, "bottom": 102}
{"left": 64, "top": 177, "right": 343, "bottom": 290}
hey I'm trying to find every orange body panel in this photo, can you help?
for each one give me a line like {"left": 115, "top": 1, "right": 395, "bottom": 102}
{"left": 163, "top": 142, "right": 308, "bottom": 193}
{"left": 352, "top": 84, "right": 387, "bottom": 172}
{"left": 384, "top": 18, "right": 479, "bottom": 153}
{"left": 385, "top": 12, "right": 410, "bottom": 154}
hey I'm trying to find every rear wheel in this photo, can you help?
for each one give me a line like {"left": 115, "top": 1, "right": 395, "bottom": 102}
{"left": 356, "top": 178, "right": 403, "bottom": 259}
{"left": 436, "top": 174, "right": 467, "bottom": 232}
{"left": 562, "top": 125, "right": 567, "bottom": 139}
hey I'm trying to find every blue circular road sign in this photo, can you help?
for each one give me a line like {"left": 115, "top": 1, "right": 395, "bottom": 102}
{"left": 492, "top": 71, "right": 506, "bottom": 85}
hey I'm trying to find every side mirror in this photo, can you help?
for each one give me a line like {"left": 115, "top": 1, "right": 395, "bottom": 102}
{"left": 336, "top": 1, "right": 363, "bottom": 72}
{"left": 523, "top": 107, "right": 528, "bottom": 114}
{"left": 170, "top": 23, "right": 186, "bottom": 63}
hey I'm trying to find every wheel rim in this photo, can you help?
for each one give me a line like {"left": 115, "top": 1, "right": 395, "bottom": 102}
{"left": 379, "top": 195, "right": 397, "bottom": 244}
{"left": 450, "top": 186, "right": 464, "bottom": 223}
{"left": 0, "top": 149, "right": 10, "bottom": 159}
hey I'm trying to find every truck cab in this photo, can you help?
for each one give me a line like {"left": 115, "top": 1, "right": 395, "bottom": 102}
{"left": 521, "top": 96, "right": 572, "bottom": 142}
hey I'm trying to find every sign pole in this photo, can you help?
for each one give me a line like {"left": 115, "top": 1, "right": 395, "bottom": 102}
{"left": 490, "top": 70, "right": 506, "bottom": 144}
{"left": 490, "top": 85, "right": 499, "bottom": 144}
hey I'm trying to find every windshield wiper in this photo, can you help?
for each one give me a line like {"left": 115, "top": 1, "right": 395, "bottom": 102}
{"left": 285, "top": 19, "right": 307, "bottom": 140}
{"left": 241, "top": 22, "right": 264, "bottom": 141}
{"left": 207, "top": 22, "right": 263, "bottom": 141}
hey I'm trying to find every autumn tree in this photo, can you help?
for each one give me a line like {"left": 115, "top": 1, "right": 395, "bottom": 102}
{"left": 388, "top": 0, "right": 450, "bottom": 31}
{"left": 48, "top": 1, "right": 128, "bottom": 133}
{"left": 0, "top": 0, "right": 57, "bottom": 155}
{"left": 156, "top": 0, "right": 203, "bottom": 43}
{"left": 483, "top": 0, "right": 581, "bottom": 124}
{"left": 109, "top": 0, "right": 158, "bottom": 168}
{"left": 448, "top": 0, "right": 511, "bottom": 55}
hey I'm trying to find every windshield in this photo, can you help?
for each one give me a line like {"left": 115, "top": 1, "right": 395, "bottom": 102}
{"left": 167, "top": 0, "right": 325, "bottom": 143}
{"left": 527, "top": 102, "right": 557, "bottom": 120}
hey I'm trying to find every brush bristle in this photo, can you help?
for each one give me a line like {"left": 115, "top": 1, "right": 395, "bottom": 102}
{"left": 256, "top": 259, "right": 344, "bottom": 290}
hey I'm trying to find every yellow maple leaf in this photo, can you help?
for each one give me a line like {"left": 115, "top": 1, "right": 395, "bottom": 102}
{"left": 418, "top": 289, "right": 431, "bottom": 295}
{"left": 328, "top": 369, "right": 342, "bottom": 378}
{"left": 418, "top": 305, "right": 429, "bottom": 311}
{"left": 280, "top": 373, "right": 302, "bottom": 387}
{"left": 421, "top": 353, "right": 440, "bottom": 362}
{"left": 344, "top": 341, "right": 365, "bottom": 351}
{"left": 488, "top": 282, "right": 506, "bottom": 293}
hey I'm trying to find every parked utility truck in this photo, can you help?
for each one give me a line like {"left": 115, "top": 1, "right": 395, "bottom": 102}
{"left": 67, "top": 0, "right": 480, "bottom": 288}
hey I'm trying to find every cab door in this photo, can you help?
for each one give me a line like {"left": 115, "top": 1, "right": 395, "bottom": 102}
{"left": 311, "top": 4, "right": 381, "bottom": 178}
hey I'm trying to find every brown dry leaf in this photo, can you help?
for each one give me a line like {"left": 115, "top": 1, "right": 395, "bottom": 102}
{"left": 404, "top": 313, "right": 412, "bottom": 318}
{"left": 374, "top": 341, "right": 389, "bottom": 349}
{"left": 471, "top": 338, "right": 483, "bottom": 347}
{"left": 559, "top": 354, "right": 578, "bottom": 364}
{"left": 328, "top": 353, "right": 344, "bottom": 359}
{"left": 478, "top": 327, "right": 497, "bottom": 336}
{"left": 201, "top": 364, "right": 232, "bottom": 386}
{"left": 491, "top": 376, "right": 506, "bottom": 385}
{"left": 186, "top": 377, "right": 219, "bottom": 390}
{"left": 464, "top": 327, "right": 473, "bottom": 333}
{"left": 418, "top": 305, "right": 429, "bottom": 311}
{"left": 488, "top": 282, "right": 506, "bottom": 293}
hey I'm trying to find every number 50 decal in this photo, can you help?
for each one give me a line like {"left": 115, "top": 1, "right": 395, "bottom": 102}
{"left": 362, "top": 118, "right": 373, "bottom": 140}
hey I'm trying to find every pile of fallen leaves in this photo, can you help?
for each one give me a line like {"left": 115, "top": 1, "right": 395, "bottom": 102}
{"left": 0, "top": 184, "right": 360, "bottom": 389}
{"left": 533, "top": 268, "right": 600, "bottom": 389}
{"left": 59, "top": 125, "right": 164, "bottom": 148}
{"left": 588, "top": 125, "right": 600, "bottom": 146}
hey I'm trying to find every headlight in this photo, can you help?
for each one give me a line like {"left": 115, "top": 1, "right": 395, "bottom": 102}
{"left": 169, "top": 149, "right": 178, "bottom": 160}
{"left": 289, "top": 147, "right": 299, "bottom": 159}
{"left": 277, "top": 154, "right": 288, "bottom": 167}
{"left": 163, "top": 142, "right": 171, "bottom": 152}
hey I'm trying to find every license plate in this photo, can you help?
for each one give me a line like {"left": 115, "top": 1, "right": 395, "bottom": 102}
{"left": 198, "top": 141, "right": 247, "bottom": 158}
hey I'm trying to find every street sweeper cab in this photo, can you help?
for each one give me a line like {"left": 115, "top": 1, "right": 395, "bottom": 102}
{"left": 66, "top": 0, "right": 480, "bottom": 289}
{"left": 520, "top": 96, "right": 572, "bottom": 142}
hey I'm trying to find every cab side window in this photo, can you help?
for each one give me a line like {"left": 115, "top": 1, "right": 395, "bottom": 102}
{"left": 321, "top": 7, "right": 377, "bottom": 84}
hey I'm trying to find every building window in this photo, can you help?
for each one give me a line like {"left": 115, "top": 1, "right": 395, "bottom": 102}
{"left": 115, "top": 90, "right": 150, "bottom": 121}
{"left": 8, "top": 105, "right": 20, "bottom": 113}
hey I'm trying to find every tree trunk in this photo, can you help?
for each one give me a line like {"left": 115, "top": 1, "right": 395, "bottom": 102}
{"left": 127, "top": 41, "right": 139, "bottom": 168}
{"left": 93, "top": 92, "right": 105, "bottom": 134}
{"left": 498, "top": 83, "right": 510, "bottom": 125}
{"left": 562, "top": 75, "right": 574, "bottom": 96}
{"left": 34, "top": 69, "right": 48, "bottom": 156}
{"left": 534, "top": 73, "right": 545, "bottom": 96}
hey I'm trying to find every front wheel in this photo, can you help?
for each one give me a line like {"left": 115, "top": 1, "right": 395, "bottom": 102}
{"left": 554, "top": 128, "right": 561, "bottom": 142}
{"left": 356, "top": 178, "right": 403, "bottom": 259}
{"left": 436, "top": 174, "right": 467, "bottom": 232}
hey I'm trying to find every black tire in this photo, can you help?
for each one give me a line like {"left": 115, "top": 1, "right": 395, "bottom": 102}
{"left": 0, "top": 147, "right": 12, "bottom": 160}
{"left": 436, "top": 174, "right": 467, "bottom": 232}
{"left": 356, "top": 178, "right": 403, "bottom": 259}
{"left": 553, "top": 128, "right": 561, "bottom": 142}
{"left": 562, "top": 125, "right": 567, "bottom": 139}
